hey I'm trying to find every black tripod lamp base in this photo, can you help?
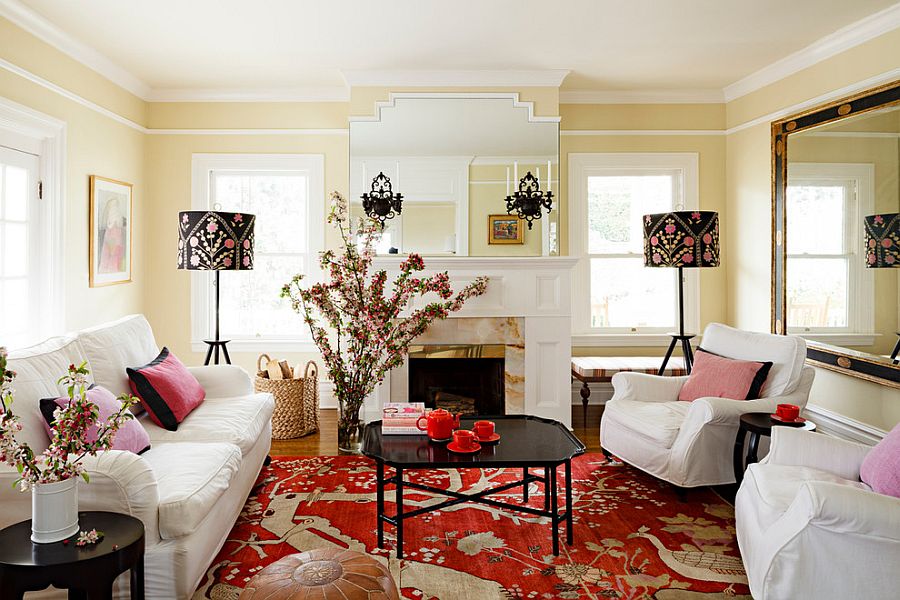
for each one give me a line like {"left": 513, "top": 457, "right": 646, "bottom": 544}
{"left": 658, "top": 334, "right": 696, "bottom": 376}
{"left": 203, "top": 340, "right": 232, "bottom": 366}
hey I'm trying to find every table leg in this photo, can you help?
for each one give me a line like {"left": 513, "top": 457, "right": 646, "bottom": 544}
{"left": 580, "top": 380, "right": 590, "bottom": 426}
{"left": 543, "top": 466, "right": 550, "bottom": 511}
{"left": 550, "top": 465, "right": 559, "bottom": 556}
{"left": 746, "top": 432, "right": 762, "bottom": 466}
{"left": 733, "top": 427, "right": 746, "bottom": 485}
{"left": 131, "top": 554, "right": 145, "bottom": 600}
{"left": 565, "top": 459, "right": 573, "bottom": 546}
{"left": 395, "top": 467, "right": 404, "bottom": 560}
{"left": 522, "top": 467, "right": 529, "bottom": 502}
{"left": 376, "top": 460, "right": 385, "bottom": 548}
{"left": 83, "top": 580, "right": 114, "bottom": 600}
{"left": 0, "top": 577, "right": 24, "bottom": 600}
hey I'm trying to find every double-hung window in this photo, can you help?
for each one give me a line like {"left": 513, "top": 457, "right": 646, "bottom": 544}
{"left": 786, "top": 163, "right": 873, "bottom": 339}
{"left": 191, "top": 154, "right": 324, "bottom": 350}
{"left": 570, "top": 153, "right": 699, "bottom": 344}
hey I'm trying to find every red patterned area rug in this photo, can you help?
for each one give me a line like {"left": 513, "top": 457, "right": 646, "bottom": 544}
{"left": 193, "top": 455, "right": 750, "bottom": 600}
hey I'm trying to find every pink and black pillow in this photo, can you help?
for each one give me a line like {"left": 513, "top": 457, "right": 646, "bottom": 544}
{"left": 40, "top": 385, "right": 151, "bottom": 454}
{"left": 127, "top": 347, "right": 205, "bottom": 431}
{"left": 678, "top": 348, "right": 773, "bottom": 402}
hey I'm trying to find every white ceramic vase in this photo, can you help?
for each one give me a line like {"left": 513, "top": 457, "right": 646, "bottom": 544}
{"left": 31, "top": 477, "right": 79, "bottom": 543}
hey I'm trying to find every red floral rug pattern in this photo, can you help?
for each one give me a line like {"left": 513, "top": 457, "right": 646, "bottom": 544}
{"left": 193, "top": 455, "right": 750, "bottom": 600}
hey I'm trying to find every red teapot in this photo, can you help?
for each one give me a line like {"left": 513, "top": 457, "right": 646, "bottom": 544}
{"left": 416, "top": 409, "right": 460, "bottom": 441}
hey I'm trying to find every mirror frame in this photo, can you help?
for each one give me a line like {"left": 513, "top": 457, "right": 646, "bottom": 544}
{"left": 771, "top": 79, "right": 900, "bottom": 388}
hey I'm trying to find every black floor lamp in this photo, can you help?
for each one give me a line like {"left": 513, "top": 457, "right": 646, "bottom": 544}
{"left": 864, "top": 213, "right": 900, "bottom": 363}
{"left": 643, "top": 211, "right": 720, "bottom": 375}
{"left": 178, "top": 210, "right": 255, "bottom": 365}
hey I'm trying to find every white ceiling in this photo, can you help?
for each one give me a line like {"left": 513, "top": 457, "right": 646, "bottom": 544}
{"left": 7, "top": 0, "right": 900, "bottom": 100}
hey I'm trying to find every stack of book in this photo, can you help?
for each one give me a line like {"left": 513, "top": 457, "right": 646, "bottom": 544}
{"left": 382, "top": 402, "right": 427, "bottom": 435}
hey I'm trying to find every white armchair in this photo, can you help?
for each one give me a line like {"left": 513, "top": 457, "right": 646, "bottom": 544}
{"left": 736, "top": 427, "right": 900, "bottom": 599}
{"left": 599, "top": 323, "right": 814, "bottom": 488}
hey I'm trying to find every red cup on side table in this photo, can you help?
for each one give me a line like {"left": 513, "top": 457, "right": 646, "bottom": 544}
{"left": 775, "top": 403, "right": 800, "bottom": 422}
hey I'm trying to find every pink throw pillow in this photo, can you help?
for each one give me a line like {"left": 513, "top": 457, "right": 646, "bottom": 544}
{"left": 40, "top": 385, "right": 151, "bottom": 454}
{"left": 860, "top": 423, "right": 900, "bottom": 498}
{"left": 678, "top": 348, "right": 773, "bottom": 402}
{"left": 127, "top": 347, "right": 205, "bottom": 431}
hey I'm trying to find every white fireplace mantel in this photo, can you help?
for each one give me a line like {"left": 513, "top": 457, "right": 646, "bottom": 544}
{"left": 367, "top": 255, "right": 578, "bottom": 427}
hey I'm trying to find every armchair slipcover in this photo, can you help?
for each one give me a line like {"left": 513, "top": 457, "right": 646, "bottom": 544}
{"left": 735, "top": 426, "right": 900, "bottom": 599}
{"left": 599, "top": 323, "right": 814, "bottom": 488}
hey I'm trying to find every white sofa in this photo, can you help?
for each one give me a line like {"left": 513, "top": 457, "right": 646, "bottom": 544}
{"left": 0, "top": 314, "right": 275, "bottom": 599}
{"left": 600, "top": 323, "right": 815, "bottom": 488}
{"left": 735, "top": 426, "right": 900, "bottom": 599}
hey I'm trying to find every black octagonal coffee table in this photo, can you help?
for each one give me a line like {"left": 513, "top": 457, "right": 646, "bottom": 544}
{"left": 361, "top": 414, "right": 585, "bottom": 559}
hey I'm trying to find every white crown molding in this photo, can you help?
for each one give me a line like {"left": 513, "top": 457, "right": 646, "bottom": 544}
{"left": 559, "top": 89, "right": 724, "bottom": 104}
{"left": 470, "top": 155, "right": 557, "bottom": 166}
{"left": 350, "top": 91, "right": 561, "bottom": 123}
{"left": 341, "top": 69, "right": 570, "bottom": 88}
{"left": 561, "top": 129, "right": 725, "bottom": 136}
{"left": 145, "top": 86, "right": 350, "bottom": 103}
{"left": 805, "top": 131, "right": 900, "bottom": 138}
{"left": 146, "top": 128, "right": 348, "bottom": 136}
{"left": 0, "top": 0, "right": 151, "bottom": 99}
{"left": 724, "top": 3, "right": 900, "bottom": 102}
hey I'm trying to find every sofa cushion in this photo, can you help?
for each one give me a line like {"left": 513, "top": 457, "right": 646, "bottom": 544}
{"left": 701, "top": 323, "right": 805, "bottom": 397}
{"left": 77, "top": 314, "right": 160, "bottom": 400}
{"left": 603, "top": 399, "right": 691, "bottom": 449}
{"left": 139, "top": 393, "right": 274, "bottom": 456}
{"left": 141, "top": 441, "right": 242, "bottom": 540}
{"left": 6, "top": 335, "right": 89, "bottom": 454}
{"left": 127, "top": 348, "right": 206, "bottom": 431}
{"left": 678, "top": 348, "right": 772, "bottom": 401}
{"left": 744, "top": 464, "right": 871, "bottom": 530}
{"left": 860, "top": 422, "right": 900, "bottom": 499}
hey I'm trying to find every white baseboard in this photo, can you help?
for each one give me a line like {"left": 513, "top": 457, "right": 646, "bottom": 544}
{"left": 319, "top": 381, "right": 336, "bottom": 409}
{"left": 570, "top": 381, "right": 613, "bottom": 406}
{"left": 804, "top": 404, "right": 886, "bottom": 445}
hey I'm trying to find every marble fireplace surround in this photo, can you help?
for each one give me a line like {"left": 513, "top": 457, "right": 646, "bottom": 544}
{"left": 365, "top": 256, "right": 578, "bottom": 427}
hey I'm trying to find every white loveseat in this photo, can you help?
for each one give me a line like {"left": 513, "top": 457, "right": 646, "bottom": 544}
{"left": 736, "top": 426, "right": 900, "bottom": 599}
{"left": 0, "top": 315, "right": 275, "bottom": 599}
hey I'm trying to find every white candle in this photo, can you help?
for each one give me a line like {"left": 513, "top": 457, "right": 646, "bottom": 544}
{"left": 547, "top": 160, "right": 552, "bottom": 192}
{"left": 506, "top": 167, "right": 510, "bottom": 195}
{"left": 395, "top": 161, "right": 400, "bottom": 190}
{"left": 514, "top": 161, "right": 518, "bottom": 186}
{"left": 536, "top": 167, "right": 541, "bottom": 186}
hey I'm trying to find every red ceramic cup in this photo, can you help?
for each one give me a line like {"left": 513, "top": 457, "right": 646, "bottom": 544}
{"left": 776, "top": 403, "right": 800, "bottom": 421}
{"left": 453, "top": 429, "right": 477, "bottom": 450}
{"left": 474, "top": 420, "right": 495, "bottom": 439}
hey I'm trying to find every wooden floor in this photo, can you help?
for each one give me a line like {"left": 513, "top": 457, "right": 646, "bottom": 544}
{"left": 270, "top": 405, "right": 603, "bottom": 456}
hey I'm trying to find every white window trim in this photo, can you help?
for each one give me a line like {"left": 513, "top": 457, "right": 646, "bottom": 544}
{"left": 190, "top": 153, "right": 324, "bottom": 352}
{"left": 569, "top": 153, "right": 700, "bottom": 346}
{"left": 786, "top": 162, "right": 875, "bottom": 346}
{"left": 0, "top": 95, "right": 66, "bottom": 344}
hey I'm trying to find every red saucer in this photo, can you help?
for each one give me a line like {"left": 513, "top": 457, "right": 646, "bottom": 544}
{"left": 475, "top": 433, "right": 501, "bottom": 444}
{"left": 447, "top": 441, "right": 481, "bottom": 454}
{"left": 770, "top": 414, "right": 806, "bottom": 424}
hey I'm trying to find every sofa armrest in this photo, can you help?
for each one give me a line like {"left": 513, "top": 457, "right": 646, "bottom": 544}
{"left": 766, "top": 427, "right": 872, "bottom": 481}
{"left": 188, "top": 364, "right": 254, "bottom": 398}
{"left": 610, "top": 372, "right": 689, "bottom": 404}
{"left": 792, "top": 480, "right": 900, "bottom": 539}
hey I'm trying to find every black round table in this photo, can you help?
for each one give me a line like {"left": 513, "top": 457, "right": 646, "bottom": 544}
{"left": 733, "top": 412, "right": 816, "bottom": 485}
{"left": 0, "top": 511, "right": 145, "bottom": 599}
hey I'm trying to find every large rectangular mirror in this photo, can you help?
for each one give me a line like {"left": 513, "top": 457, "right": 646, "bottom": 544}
{"left": 773, "top": 80, "right": 900, "bottom": 387}
{"left": 350, "top": 95, "right": 560, "bottom": 256}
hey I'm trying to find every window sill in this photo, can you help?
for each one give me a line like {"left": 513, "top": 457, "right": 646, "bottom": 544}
{"left": 791, "top": 333, "right": 879, "bottom": 347}
{"left": 191, "top": 339, "right": 320, "bottom": 354}
{"left": 572, "top": 333, "right": 699, "bottom": 347}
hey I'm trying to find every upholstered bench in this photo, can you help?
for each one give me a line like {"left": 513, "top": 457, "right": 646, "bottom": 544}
{"left": 572, "top": 356, "right": 687, "bottom": 420}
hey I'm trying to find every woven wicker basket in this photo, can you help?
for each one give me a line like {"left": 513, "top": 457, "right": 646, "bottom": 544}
{"left": 255, "top": 354, "right": 319, "bottom": 440}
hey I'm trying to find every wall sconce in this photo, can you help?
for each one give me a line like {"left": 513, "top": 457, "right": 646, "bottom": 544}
{"left": 361, "top": 171, "right": 403, "bottom": 227}
{"left": 505, "top": 161, "right": 553, "bottom": 229}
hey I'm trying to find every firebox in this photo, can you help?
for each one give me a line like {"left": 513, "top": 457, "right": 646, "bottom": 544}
{"left": 407, "top": 344, "right": 506, "bottom": 415}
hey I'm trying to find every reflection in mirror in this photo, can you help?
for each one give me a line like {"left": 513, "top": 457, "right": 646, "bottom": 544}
{"left": 786, "top": 103, "right": 900, "bottom": 359}
{"left": 350, "top": 97, "right": 559, "bottom": 256}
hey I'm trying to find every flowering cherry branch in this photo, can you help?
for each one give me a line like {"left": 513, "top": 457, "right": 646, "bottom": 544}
{"left": 281, "top": 192, "right": 488, "bottom": 430}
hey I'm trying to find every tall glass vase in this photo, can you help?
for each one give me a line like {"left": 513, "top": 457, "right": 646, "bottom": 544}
{"left": 337, "top": 397, "right": 366, "bottom": 455}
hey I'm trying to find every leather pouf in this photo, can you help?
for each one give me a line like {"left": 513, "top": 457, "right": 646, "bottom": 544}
{"left": 238, "top": 548, "right": 400, "bottom": 600}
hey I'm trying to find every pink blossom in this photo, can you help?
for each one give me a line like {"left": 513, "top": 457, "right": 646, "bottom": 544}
{"left": 207, "top": 221, "right": 218, "bottom": 233}
{"left": 234, "top": 214, "right": 243, "bottom": 222}
{"left": 875, "top": 215, "right": 884, "bottom": 225}
{"left": 652, "top": 253, "right": 662, "bottom": 264}
{"left": 189, "top": 236, "right": 199, "bottom": 247}
{"left": 664, "top": 224, "right": 676, "bottom": 234}
{"left": 650, "top": 236, "right": 658, "bottom": 246}
{"left": 682, "top": 253, "right": 694, "bottom": 264}
{"left": 868, "top": 253, "right": 877, "bottom": 264}
{"left": 242, "top": 256, "right": 250, "bottom": 267}
{"left": 243, "top": 239, "right": 251, "bottom": 249}
{"left": 224, "top": 239, "right": 235, "bottom": 249}
{"left": 883, "top": 239, "right": 893, "bottom": 248}
{"left": 683, "top": 236, "right": 694, "bottom": 246}
{"left": 223, "top": 257, "right": 232, "bottom": 268}
{"left": 691, "top": 212, "right": 701, "bottom": 220}
{"left": 887, "top": 255, "right": 896, "bottom": 265}
{"left": 703, "top": 233, "right": 712, "bottom": 244}
{"left": 869, "top": 239, "right": 877, "bottom": 248}
{"left": 190, "top": 255, "right": 200, "bottom": 267}
{"left": 703, "top": 251, "right": 713, "bottom": 262}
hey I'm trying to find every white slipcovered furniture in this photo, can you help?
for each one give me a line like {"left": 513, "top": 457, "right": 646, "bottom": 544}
{"left": 736, "top": 426, "right": 900, "bottom": 599}
{"left": 600, "top": 323, "right": 815, "bottom": 488}
{"left": 0, "top": 315, "right": 275, "bottom": 599}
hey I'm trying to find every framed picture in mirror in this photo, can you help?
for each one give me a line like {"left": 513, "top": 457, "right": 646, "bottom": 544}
{"left": 488, "top": 214, "right": 524, "bottom": 245}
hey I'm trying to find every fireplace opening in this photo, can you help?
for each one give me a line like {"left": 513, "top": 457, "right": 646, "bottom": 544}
{"left": 408, "top": 345, "right": 505, "bottom": 415}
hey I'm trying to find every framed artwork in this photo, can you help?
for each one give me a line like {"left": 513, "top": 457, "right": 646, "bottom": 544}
{"left": 488, "top": 214, "right": 524, "bottom": 245}
{"left": 89, "top": 175, "right": 133, "bottom": 287}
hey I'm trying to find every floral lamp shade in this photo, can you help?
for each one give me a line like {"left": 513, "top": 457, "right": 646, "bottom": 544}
{"left": 177, "top": 211, "right": 255, "bottom": 270}
{"left": 643, "top": 211, "right": 720, "bottom": 268}
{"left": 864, "top": 213, "right": 900, "bottom": 268}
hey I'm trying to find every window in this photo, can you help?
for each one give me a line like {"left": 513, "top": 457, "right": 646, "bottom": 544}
{"left": 570, "top": 153, "right": 699, "bottom": 344}
{"left": 191, "top": 155, "right": 324, "bottom": 350}
{"left": 786, "top": 163, "right": 873, "bottom": 337}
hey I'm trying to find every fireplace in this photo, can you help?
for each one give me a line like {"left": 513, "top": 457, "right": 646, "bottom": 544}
{"left": 408, "top": 345, "right": 506, "bottom": 415}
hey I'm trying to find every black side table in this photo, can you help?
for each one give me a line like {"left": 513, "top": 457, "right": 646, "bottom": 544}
{"left": 0, "top": 511, "right": 145, "bottom": 600}
{"left": 733, "top": 412, "right": 816, "bottom": 485}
